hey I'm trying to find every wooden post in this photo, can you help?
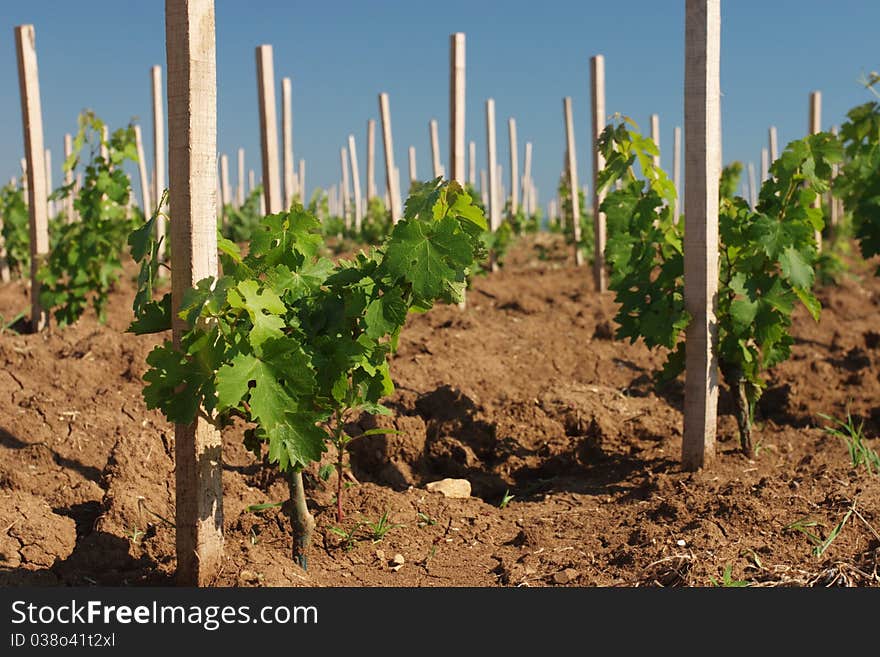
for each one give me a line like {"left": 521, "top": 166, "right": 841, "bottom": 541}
{"left": 248, "top": 169, "right": 255, "bottom": 193}
{"left": 348, "top": 134, "right": 363, "bottom": 231}
{"left": 449, "top": 32, "right": 466, "bottom": 184}
{"left": 366, "top": 119, "right": 376, "bottom": 200}
{"left": 747, "top": 161, "right": 757, "bottom": 208}
{"left": 591, "top": 54, "right": 607, "bottom": 289}
{"left": 151, "top": 65, "right": 167, "bottom": 259}
{"left": 522, "top": 141, "right": 532, "bottom": 215}
{"left": 256, "top": 44, "right": 282, "bottom": 214}
{"left": 468, "top": 141, "right": 476, "bottom": 187}
{"left": 63, "top": 133, "right": 75, "bottom": 223}
{"left": 220, "top": 153, "right": 231, "bottom": 208}
{"left": 683, "top": 0, "right": 720, "bottom": 470}
{"left": 165, "top": 0, "right": 223, "bottom": 585}
{"left": 408, "top": 146, "right": 417, "bottom": 182}
{"left": 673, "top": 126, "right": 682, "bottom": 222}
{"left": 768, "top": 125, "right": 778, "bottom": 162}
{"left": 809, "top": 91, "right": 822, "bottom": 249}
{"left": 508, "top": 118, "right": 519, "bottom": 215}
{"left": 378, "top": 92, "right": 401, "bottom": 222}
{"left": 281, "top": 77, "right": 295, "bottom": 209}
{"left": 486, "top": 99, "right": 500, "bottom": 231}
{"left": 760, "top": 147, "right": 769, "bottom": 183}
{"left": 298, "top": 159, "right": 305, "bottom": 202}
{"left": 15, "top": 25, "right": 49, "bottom": 331}
{"left": 236, "top": 148, "right": 245, "bottom": 206}
{"left": 429, "top": 119, "right": 442, "bottom": 178}
{"left": 340, "top": 147, "right": 351, "bottom": 229}
{"left": 563, "top": 97, "right": 583, "bottom": 266}
{"left": 44, "top": 149, "right": 54, "bottom": 217}
{"left": 134, "top": 125, "right": 152, "bottom": 218}
{"left": 650, "top": 113, "right": 661, "bottom": 168}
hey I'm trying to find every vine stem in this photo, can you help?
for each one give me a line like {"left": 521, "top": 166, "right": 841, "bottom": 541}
{"left": 287, "top": 468, "right": 315, "bottom": 571}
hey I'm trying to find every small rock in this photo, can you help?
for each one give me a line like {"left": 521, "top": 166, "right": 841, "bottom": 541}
{"left": 425, "top": 478, "right": 471, "bottom": 499}
{"left": 552, "top": 568, "right": 578, "bottom": 585}
{"left": 676, "top": 539, "right": 687, "bottom": 547}
{"left": 391, "top": 553, "right": 405, "bottom": 572}
{"left": 375, "top": 549, "right": 386, "bottom": 563}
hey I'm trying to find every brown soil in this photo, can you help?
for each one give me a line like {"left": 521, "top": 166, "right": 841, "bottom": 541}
{"left": 1, "top": 234, "right": 879, "bottom": 587}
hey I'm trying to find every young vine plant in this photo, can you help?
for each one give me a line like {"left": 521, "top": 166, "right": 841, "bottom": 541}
{"left": 598, "top": 116, "right": 841, "bottom": 457}
{"left": 129, "top": 178, "right": 487, "bottom": 569}
{"left": 38, "top": 111, "right": 140, "bottom": 326}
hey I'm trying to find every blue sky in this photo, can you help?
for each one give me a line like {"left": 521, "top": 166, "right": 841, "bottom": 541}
{"left": 0, "top": 1, "right": 877, "bottom": 212}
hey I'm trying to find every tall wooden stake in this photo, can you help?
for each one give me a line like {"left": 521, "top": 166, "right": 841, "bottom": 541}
{"left": 408, "top": 146, "right": 417, "bottom": 182}
{"left": 281, "top": 76, "right": 295, "bottom": 209}
{"left": 340, "top": 147, "right": 351, "bottom": 229}
{"left": 366, "top": 119, "right": 376, "bottom": 200}
{"left": 486, "top": 99, "right": 500, "bottom": 231}
{"left": 468, "top": 141, "right": 476, "bottom": 187}
{"left": 760, "top": 147, "right": 769, "bottom": 183}
{"left": 683, "top": 0, "right": 720, "bottom": 470}
{"left": 220, "top": 153, "right": 231, "bottom": 208}
{"left": 348, "top": 134, "right": 363, "bottom": 231}
{"left": 15, "top": 24, "right": 49, "bottom": 331}
{"left": 591, "top": 54, "right": 607, "bottom": 288}
{"left": 508, "top": 118, "right": 519, "bottom": 214}
{"left": 830, "top": 125, "right": 840, "bottom": 227}
{"left": 165, "top": 0, "right": 223, "bottom": 585}
{"left": 256, "top": 44, "right": 282, "bottom": 214}
{"left": 769, "top": 125, "right": 778, "bottom": 162}
{"left": 673, "top": 125, "right": 682, "bottom": 222}
{"left": 378, "top": 92, "right": 401, "bottom": 222}
{"left": 563, "top": 97, "right": 583, "bottom": 266}
{"left": 449, "top": 32, "right": 466, "bottom": 184}
{"left": 747, "top": 161, "right": 757, "bottom": 209}
{"left": 134, "top": 125, "right": 152, "bottom": 218}
{"left": 151, "top": 65, "right": 167, "bottom": 260}
{"left": 429, "top": 119, "right": 442, "bottom": 178}
{"left": 522, "top": 141, "right": 532, "bottom": 215}
{"left": 650, "top": 113, "right": 661, "bottom": 168}
{"left": 809, "top": 91, "right": 822, "bottom": 249}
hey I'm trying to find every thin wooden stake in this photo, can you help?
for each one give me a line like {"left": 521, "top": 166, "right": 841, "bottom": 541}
{"left": 591, "top": 54, "right": 608, "bottom": 288}
{"left": 408, "top": 146, "right": 417, "bottom": 182}
{"left": 449, "top": 32, "right": 466, "bottom": 184}
{"left": 151, "top": 65, "right": 167, "bottom": 260}
{"left": 134, "top": 125, "right": 152, "bottom": 218}
{"left": 563, "top": 96, "right": 583, "bottom": 266}
{"left": 830, "top": 125, "right": 839, "bottom": 227}
{"left": 508, "top": 118, "right": 519, "bottom": 215}
{"left": 683, "top": 0, "right": 721, "bottom": 470}
{"left": 522, "top": 141, "right": 532, "bottom": 215}
{"left": 378, "top": 92, "right": 401, "bottom": 223}
{"left": 809, "top": 91, "right": 822, "bottom": 250}
{"left": 248, "top": 169, "right": 255, "bottom": 194}
{"left": 236, "top": 148, "right": 245, "bottom": 206}
{"left": 165, "top": 0, "right": 223, "bottom": 585}
{"left": 650, "top": 113, "right": 661, "bottom": 168}
{"left": 760, "top": 147, "right": 769, "bottom": 183}
{"left": 430, "top": 119, "right": 442, "bottom": 178}
{"left": 468, "top": 141, "right": 476, "bottom": 187}
{"left": 348, "top": 134, "right": 363, "bottom": 231}
{"left": 673, "top": 125, "right": 682, "bottom": 222}
{"left": 281, "top": 76, "right": 295, "bottom": 209}
{"left": 63, "top": 133, "right": 75, "bottom": 223}
{"left": 768, "top": 125, "right": 778, "bottom": 162}
{"left": 747, "top": 161, "right": 757, "bottom": 209}
{"left": 15, "top": 24, "right": 49, "bottom": 330}
{"left": 340, "top": 147, "right": 351, "bottom": 229}
{"left": 486, "top": 99, "right": 500, "bottom": 231}
{"left": 220, "top": 153, "right": 231, "bottom": 207}
{"left": 256, "top": 44, "right": 282, "bottom": 214}
{"left": 366, "top": 119, "right": 376, "bottom": 200}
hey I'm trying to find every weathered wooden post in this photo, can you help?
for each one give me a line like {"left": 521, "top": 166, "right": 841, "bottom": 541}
{"left": 348, "top": 134, "right": 363, "bottom": 231}
{"left": 468, "top": 141, "right": 476, "bottom": 187}
{"left": 340, "top": 147, "right": 351, "bottom": 229}
{"left": 15, "top": 24, "right": 49, "bottom": 331}
{"left": 63, "top": 133, "right": 75, "bottom": 223}
{"left": 508, "top": 118, "right": 519, "bottom": 215}
{"left": 522, "top": 141, "right": 532, "bottom": 216}
{"left": 366, "top": 119, "right": 376, "bottom": 200}
{"left": 408, "top": 146, "right": 417, "bottom": 182}
{"left": 151, "top": 65, "right": 167, "bottom": 257}
{"left": 591, "top": 54, "right": 607, "bottom": 288}
{"left": 683, "top": 0, "right": 720, "bottom": 470}
{"left": 809, "top": 91, "right": 822, "bottom": 249}
{"left": 486, "top": 99, "right": 500, "bottom": 231}
{"left": 650, "top": 113, "right": 661, "bottom": 168}
{"left": 248, "top": 169, "right": 255, "bottom": 194}
{"left": 429, "top": 119, "right": 442, "bottom": 178}
{"left": 236, "top": 148, "right": 245, "bottom": 207}
{"left": 165, "top": 0, "right": 223, "bottom": 585}
{"left": 673, "top": 125, "right": 682, "bottom": 222}
{"left": 256, "top": 44, "right": 282, "bottom": 214}
{"left": 768, "top": 125, "right": 778, "bottom": 162}
{"left": 760, "top": 147, "right": 769, "bottom": 183}
{"left": 449, "top": 32, "right": 466, "bottom": 185}
{"left": 282, "top": 77, "right": 295, "bottom": 209}
{"left": 220, "top": 153, "right": 231, "bottom": 209}
{"left": 378, "top": 92, "right": 402, "bottom": 223}
{"left": 563, "top": 97, "right": 583, "bottom": 266}
{"left": 134, "top": 125, "right": 153, "bottom": 218}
